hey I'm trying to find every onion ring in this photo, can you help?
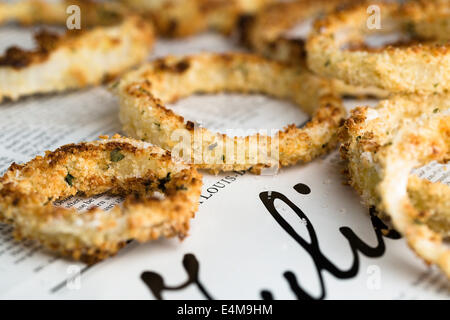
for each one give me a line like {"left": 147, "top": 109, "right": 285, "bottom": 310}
{"left": 307, "top": 1, "right": 450, "bottom": 94}
{"left": 340, "top": 94, "right": 450, "bottom": 277}
{"left": 0, "top": 135, "right": 202, "bottom": 263}
{"left": 239, "top": 0, "right": 388, "bottom": 98}
{"left": 114, "top": 52, "right": 346, "bottom": 174}
{"left": 0, "top": 14, "right": 154, "bottom": 102}
{"left": 121, "top": 0, "right": 273, "bottom": 37}
{"left": 240, "top": 0, "right": 349, "bottom": 64}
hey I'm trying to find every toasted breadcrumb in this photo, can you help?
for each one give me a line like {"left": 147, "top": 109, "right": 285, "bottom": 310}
{"left": 0, "top": 15, "right": 155, "bottom": 102}
{"left": 113, "top": 52, "right": 346, "bottom": 174}
{"left": 307, "top": 1, "right": 450, "bottom": 94}
{"left": 340, "top": 94, "right": 450, "bottom": 278}
{"left": 0, "top": 136, "right": 202, "bottom": 263}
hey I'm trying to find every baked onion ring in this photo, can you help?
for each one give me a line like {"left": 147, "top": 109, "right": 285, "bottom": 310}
{"left": 240, "top": 0, "right": 348, "bottom": 65}
{"left": 307, "top": 1, "right": 450, "bottom": 94}
{"left": 114, "top": 53, "right": 346, "bottom": 174}
{"left": 121, "top": 0, "right": 273, "bottom": 37}
{"left": 340, "top": 94, "right": 450, "bottom": 277}
{"left": 0, "top": 135, "right": 202, "bottom": 263}
{"left": 239, "top": 0, "right": 388, "bottom": 98}
{"left": 0, "top": 14, "right": 154, "bottom": 102}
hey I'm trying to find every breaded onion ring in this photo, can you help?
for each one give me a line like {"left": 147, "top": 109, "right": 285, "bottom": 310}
{"left": 307, "top": 1, "right": 450, "bottom": 94}
{"left": 239, "top": 0, "right": 388, "bottom": 98}
{"left": 114, "top": 53, "right": 346, "bottom": 174}
{"left": 0, "top": 135, "right": 202, "bottom": 263}
{"left": 0, "top": 15, "right": 154, "bottom": 102}
{"left": 340, "top": 94, "right": 450, "bottom": 277}
{"left": 121, "top": 0, "right": 273, "bottom": 37}
{"left": 240, "top": 0, "right": 348, "bottom": 64}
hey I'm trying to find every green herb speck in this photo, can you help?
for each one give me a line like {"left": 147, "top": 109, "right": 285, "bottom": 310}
{"left": 65, "top": 173, "right": 75, "bottom": 186}
{"left": 110, "top": 149, "right": 125, "bottom": 162}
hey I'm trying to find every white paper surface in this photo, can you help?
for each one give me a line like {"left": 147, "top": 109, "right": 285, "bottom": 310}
{"left": 0, "top": 24, "right": 449, "bottom": 300}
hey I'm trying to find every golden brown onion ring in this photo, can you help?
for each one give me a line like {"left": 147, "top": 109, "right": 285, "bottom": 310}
{"left": 0, "top": 15, "right": 155, "bottom": 102}
{"left": 114, "top": 52, "right": 346, "bottom": 174}
{"left": 0, "top": 135, "right": 202, "bottom": 263}
{"left": 307, "top": 1, "right": 450, "bottom": 94}
{"left": 340, "top": 94, "right": 450, "bottom": 277}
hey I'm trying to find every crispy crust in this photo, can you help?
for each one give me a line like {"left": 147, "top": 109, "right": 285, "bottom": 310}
{"left": 113, "top": 52, "right": 346, "bottom": 174}
{"left": 0, "top": 135, "right": 203, "bottom": 263}
{"left": 121, "top": 0, "right": 274, "bottom": 37}
{"left": 340, "top": 94, "right": 450, "bottom": 277}
{"left": 239, "top": 0, "right": 388, "bottom": 99}
{"left": 0, "top": 15, "right": 155, "bottom": 102}
{"left": 307, "top": 1, "right": 450, "bottom": 94}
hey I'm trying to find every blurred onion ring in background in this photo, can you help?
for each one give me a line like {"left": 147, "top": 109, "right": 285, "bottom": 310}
{"left": 113, "top": 53, "right": 346, "bottom": 174}
{"left": 0, "top": 135, "right": 203, "bottom": 263}
{"left": 121, "top": 0, "right": 274, "bottom": 37}
{"left": 0, "top": 2, "right": 154, "bottom": 102}
{"left": 239, "top": 0, "right": 388, "bottom": 98}
{"left": 340, "top": 94, "right": 450, "bottom": 278}
{"left": 307, "top": 0, "right": 450, "bottom": 95}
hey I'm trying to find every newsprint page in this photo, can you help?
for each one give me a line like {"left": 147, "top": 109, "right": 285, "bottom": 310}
{"left": 0, "top": 5, "right": 449, "bottom": 301}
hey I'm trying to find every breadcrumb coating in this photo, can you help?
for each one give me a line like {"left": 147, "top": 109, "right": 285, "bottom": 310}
{"left": 239, "top": 0, "right": 388, "bottom": 99}
{"left": 340, "top": 94, "right": 450, "bottom": 278}
{"left": 307, "top": 1, "right": 450, "bottom": 94}
{"left": 113, "top": 52, "right": 346, "bottom": 174}
{"left": 0, "top": 135, "right": 202, "bottom": 263}
{"left": 0, "top": 15, "right": 155, "bottom": 102}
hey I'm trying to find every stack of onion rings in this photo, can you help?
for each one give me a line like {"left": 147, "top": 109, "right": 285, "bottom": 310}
{"left": 0, "top": 135, "right": 202, "bottom": 263}
{"left": 113, "top": 52, "right": 346, "bottom": 174}
{"left": 340, "top": 94, "right": 450, "bottom": 277}
{"left": 307, "top": 0, "right": 450, "bottom": 94}
{"left": 0, "top": 6, "right": 154, "bottom": 102}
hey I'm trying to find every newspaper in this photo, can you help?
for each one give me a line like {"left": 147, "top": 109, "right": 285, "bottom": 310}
{"left": 0, "top": 21, "right": 449, "bottom": 300}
